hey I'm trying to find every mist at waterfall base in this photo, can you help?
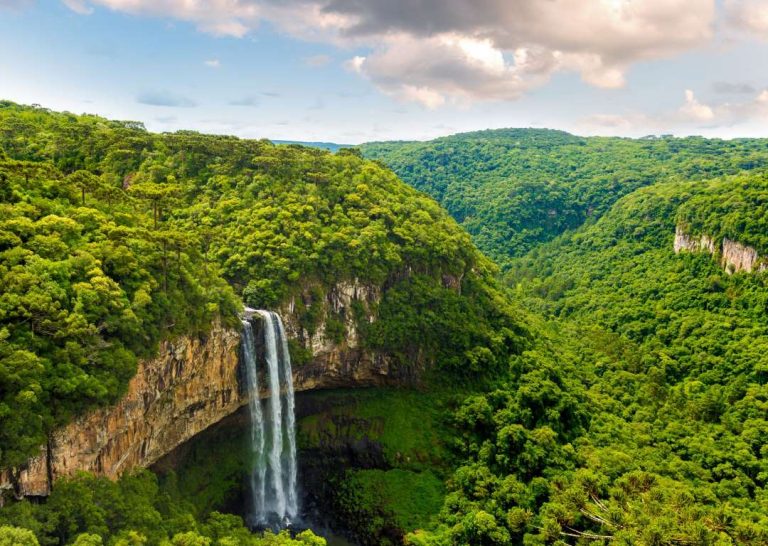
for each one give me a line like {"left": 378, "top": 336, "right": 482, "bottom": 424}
{"left": 240, "top": 310, "right": 299, "bottom": 530}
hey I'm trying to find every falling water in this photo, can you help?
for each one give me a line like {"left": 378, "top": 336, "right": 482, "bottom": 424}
{"left": 276, "top": 317, "right": 298, "bottom": 518}
{"left": 261, "top": 311, "right": 287, "bottom": 519}
{"left": 240, "top": 320, "right": 266, "bottom": 520}
{"left": 241, "top": 310, "right": 299, "bottom": 527}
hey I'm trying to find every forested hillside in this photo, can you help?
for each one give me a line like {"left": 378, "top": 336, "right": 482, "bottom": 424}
{"left": 676, "top": 173, "right": 768, "bottom": 258}
{"left": 401, "top": 173, "right": 768, "bottom": 543}
{"left": 362, "top": 130, "right": 768, "bottom": 266}
{"left": 2, "top": 102, "right": 768, "bottom": 545}
{"left": 0, "top": 102, "right": 524, "bottom": 545}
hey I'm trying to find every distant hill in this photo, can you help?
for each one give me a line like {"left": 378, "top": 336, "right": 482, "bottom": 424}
{"left": 363, "top": 128, "right": 768, "bottom": 546}
{"left": 361, "top": 129, "right": 768, "bottom": 266}
{"left": 272, "top": 139, "right": 351, "bottom": 152}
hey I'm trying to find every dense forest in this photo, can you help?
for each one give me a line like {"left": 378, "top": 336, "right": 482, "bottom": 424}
{"left": 0, "top": 102, "right": 522, "bottom": 545}
{"left": 362, "top": 131, "right": 768, "bottom": 267}
{"left": 1, "top": 103, "right": 768, "bottom": 545}
{"left": 364, "top": 131, "right": 768, "bottom": 544}
{"left": 406, "top": 176, "right": 768, "bottom": 544}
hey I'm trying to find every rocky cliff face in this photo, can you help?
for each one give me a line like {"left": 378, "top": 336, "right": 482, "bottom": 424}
{"left": 721, "top": 238, "right": 766, "bottom": 273}
{"left": 673, "top": 227, "right": 716, "bottom": 255}
{"left": 674, "top": 226, "right": 767, "bottom": 274}
{"left": 280, "top": 279, "right": 404, "bottom": 390}
{"left": 2, "top": 322, "right": 243, "bottom": 498}
{"left": 1, "top": 279, "right": 403, "bottom": 498}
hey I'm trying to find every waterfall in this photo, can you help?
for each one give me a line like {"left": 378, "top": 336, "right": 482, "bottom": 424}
{"left": 276, "top": 317, "right": 298, "bottom": 518}
{"left": 241, "top": 310, "right": 299, "bottom": 527}
{"left": 240, "top": 320, "right": 266, "bottom": 520}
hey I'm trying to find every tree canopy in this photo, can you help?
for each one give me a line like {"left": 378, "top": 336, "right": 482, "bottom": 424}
{"left": 362, "top": 129, "right": 768, "bottom": 267}
{"left": 0, "top": 101, "right": 522, "bottom": 479}
{"left": 3, "top": 104, "right": 768, "bottom": 545}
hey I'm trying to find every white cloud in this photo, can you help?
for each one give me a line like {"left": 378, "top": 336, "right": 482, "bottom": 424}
{"left": 204, "top": 59, "right": 221, "bottom": 68}
{"left": 560, "top": 53, "right": 627, "bottom": 88}
{"left": 62, "top": 0, "right": 719, "bottom": 106}
{"left": 675, "top": 88, "right": 768, "bottom": 126}
{"left": 722, "top": 89, "right": 768, "bottom": 122}
{"left": 63, "top": 0, "right": 260, "bottom": 36}
{"left": 581, "top": 88, "right": 768, "bottom": 135}
{"left": 62, "top": 0, "right": 93, "bottom": 14}
{"left": 349, "top": 35, "right": 559, "bottom": 106}
{"left": 679, "top": 89, "right": 715, "bottom": 121}
{"left": 400, "top": 86, "right": 446, "bottom": 109}
{"left": 725, "top": 0, "right": 768, "bottom": 37}
{"left": 345, "top": 56, "right": 366, "bottom": 73}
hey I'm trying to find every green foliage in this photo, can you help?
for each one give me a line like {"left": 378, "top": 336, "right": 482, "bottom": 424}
{"left": 362, "top": 130, "right": 768, "bottom": 266}
{"left": 0, "top": 169, "right": 233, "bottom": 465}
{"left": 0, "top": 525, "right": 40, "bottom": 546}
{"left": 0, "top": 471, "right": 326, "bottom": 546}
{"left": 71, "top": 534, "right": 103, "bottom": 546}
{"left": 0, "top": 101, "right": 520, "bottom": 472}
{"left": 364, "top": 274, "right": 527, "bottom": 377}
{"left": 157, "top": 388, "right": 457, "bottom": 545}
{"left": 9, "top": 104, "right": 768, "bottom": 545}
{"left": 0, "top": 106, "right": 240, "bottom": 469}
{"left": 334, "top": 469, "right": 444, "bottom": 545}
{"left": 501, "top": 177, "right": 768, "bottom": 542}
{"left": 297, "top": 389, "right": 460, "bottom": 472}
{"left": 293, "top": 389, "right": 457, "bottom": 543}
{"left": 677, "top": 172, "right": 768, "bottom": 256}
{"left": 155, "top": 418, "right": 252, "bottom": 518}
{"left": 386, "top": 140, "right": 768, "bottom": 543}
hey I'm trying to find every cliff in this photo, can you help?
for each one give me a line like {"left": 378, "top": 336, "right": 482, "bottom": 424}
{"left": 674, "top": 226, "right": 767, "bottom": 274}
{"left": 280, "top": 279, "right": 406, "bottom": 389}
{"left": 1, "top": 280, "right": 403, "bottom": 498}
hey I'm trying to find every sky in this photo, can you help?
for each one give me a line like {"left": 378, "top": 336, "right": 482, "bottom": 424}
{"left": 1, "top": 0, "right": 768, "bottom": 143}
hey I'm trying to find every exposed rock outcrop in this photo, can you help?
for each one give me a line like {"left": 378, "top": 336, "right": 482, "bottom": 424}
{"left": 280, "top": 279, "right": 406, "bottom": 390}
{"left": 721, "top": 238, "right": 766, "bottom": 273}
{"left": 1, "top": 321, "right": 242, "bottom": 498}
{"left": 1, "top": 279, "right": 405, "bottom": 498}
{"left": 674, "top": 226, "right": 767, "bottom": 274}
{"left": 673, "top": 227, "right": 716, "bottom": 255}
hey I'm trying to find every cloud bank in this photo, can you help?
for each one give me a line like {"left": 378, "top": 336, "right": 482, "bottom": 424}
{"left": 725, "top": 0, "right": 768, "bottom": 37}
{"left": 582, "top": 87, "right": 768, "bottom": 135}
{"left": 60, "top": 1, "right": 731, "bottom": 108}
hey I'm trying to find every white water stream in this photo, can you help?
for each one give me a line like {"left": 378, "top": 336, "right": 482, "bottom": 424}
{"left": 240, "top": 310, "right": 299, "bottom": 526}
